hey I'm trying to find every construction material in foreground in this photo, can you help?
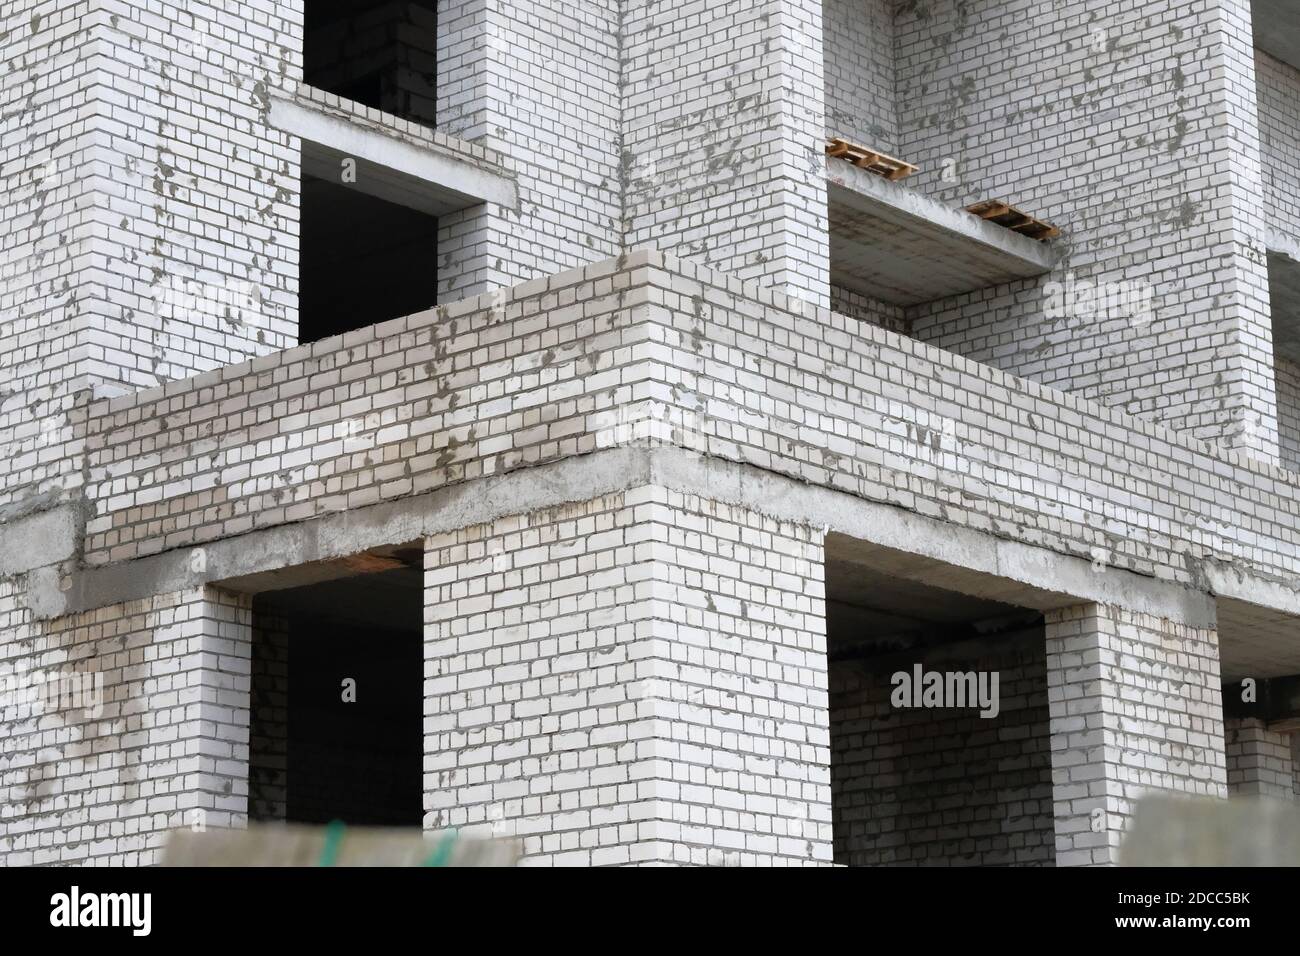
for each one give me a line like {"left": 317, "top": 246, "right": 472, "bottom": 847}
{"left": 162, "top": 823, "right": 520, "bottom": 867}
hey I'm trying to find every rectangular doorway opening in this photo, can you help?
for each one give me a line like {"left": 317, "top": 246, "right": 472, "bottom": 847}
{"left": 825, "top": 537, "right": 1054, "bottom": 866}
{"left": 250, "top": 553, "right": 423, "bottom": 827}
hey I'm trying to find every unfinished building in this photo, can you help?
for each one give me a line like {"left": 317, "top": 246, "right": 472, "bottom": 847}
{"left": 2, "top": 0, "right": 1300, "bottom": 866}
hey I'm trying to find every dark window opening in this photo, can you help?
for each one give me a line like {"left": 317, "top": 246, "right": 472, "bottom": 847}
{"left": 298, "top": 173, "right": 439, "bottom": 342}
{"left": 250, "top": 562, "right": 423, "bottom": 827}
{"left": 304, "top": 0, "right": 438, "bottom": 126}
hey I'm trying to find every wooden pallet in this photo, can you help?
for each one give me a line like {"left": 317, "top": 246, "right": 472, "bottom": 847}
{"left": 965, "top": 200, "right": 1060, "bottom": 241}
{"left": 825, "top": 137, "right": 918, "bottom": 181}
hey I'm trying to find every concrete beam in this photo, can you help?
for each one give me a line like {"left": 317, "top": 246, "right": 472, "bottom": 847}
{"left": 1213, "top": 587, "right": 1300, "bottom": 680}
{"left": 37, "top": 446, "right": 1218, "bottom": 630}
{"left": 268, "top": 88, "right": 517, "bottom": 217}
{"left": 826, "top": 157, "right": 1058, "bottom": 305}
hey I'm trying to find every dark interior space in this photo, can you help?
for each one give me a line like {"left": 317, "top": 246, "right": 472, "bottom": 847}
{"left": 298, "top": 173, "right": 439, "bottom": 342}
{"left": 825, "top": 540, "right": 1054, "bottom": 866}
{"left": 304, "top": 0, "right": 438, "bottom": 125}
{"left": 250, "top": 559, "right": 424, "bottom": 827}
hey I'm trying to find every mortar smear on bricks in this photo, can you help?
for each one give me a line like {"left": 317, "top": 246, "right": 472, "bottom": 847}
{"left": 2, "top": 0, "right": 1299, "bottom": 868}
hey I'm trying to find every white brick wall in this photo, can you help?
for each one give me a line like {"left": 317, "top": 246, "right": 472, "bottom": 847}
{"left": 4, "top": 2, "right": 1300, "bottom": 869}
{"left": 1277, "top": 356, "right": 1300, "bottom": 471}
{"left": 1, "top": 0, "right": 302, "bottom": 516}
{"left": 622, "top": 0, "right": 829, "bottom": 306}
{"left": 823, "top": 0, "right": 896, "bottom": 153}
{"left": 1257, "top": 49, "right": 1300, "bottom": 239}
{"left": 435, "top": 0, "right": 621, "bottom": 299}
{"left": 0, "top": 585, "right": 251, "bottom": 865}
{"left": 899, "top": 0, "right": 1280, "bottom": 463}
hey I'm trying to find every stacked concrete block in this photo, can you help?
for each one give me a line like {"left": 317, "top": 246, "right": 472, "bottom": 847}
{"left": 1045, "top": 604, "right": 1226, "bottom": 867}
{"left": 434, "top": 0, "right": 621, "bottom": 299}
{"left": 0, "top": 587, "right": 251, "bottom": 865}
{"left": 1225, "top": 717, "right": 1295, "bottom": 799}
{"left": 899, "top": 0, "right": 1280, "bottom": 464}
{"left": 423, "top": 486, "right": 831, "bottom": 865}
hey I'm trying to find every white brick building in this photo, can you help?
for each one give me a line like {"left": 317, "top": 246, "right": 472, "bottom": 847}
{"left": 2, "top": 0, "right": 1299, "bottom": 866}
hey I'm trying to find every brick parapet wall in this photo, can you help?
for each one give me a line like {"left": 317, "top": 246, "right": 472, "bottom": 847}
{"left": 68, "top": 250, "right": 1300, "bottom": 604}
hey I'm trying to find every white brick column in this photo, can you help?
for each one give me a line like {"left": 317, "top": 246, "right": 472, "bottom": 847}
{"left": 422, "top": 487, "right": 832, "bottom": 865}
{"left": 899, "top": 0, "right": 1280, "bottom": 463}
{"left": 435, "top": 0, "right": 621, "bottom": 300}
{"left": 1045, "top": 604, "right": 1226, "bottom": 867}
{"left": 1, "top": 0, "right": 303, "bottom": 528}
{"left": 1226, "top": 717, "right": 1296, "bottom": 799}
{"left": 622, "top": 0, "right": 829, "bottom": 306}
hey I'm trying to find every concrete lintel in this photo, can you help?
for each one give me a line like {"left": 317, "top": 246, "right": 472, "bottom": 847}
{"left": 647, "top": 448, "right": 1217, "bottom": 628}
{"left": 268, "top": 92, "right": 517, "bottom": 216}
{"left": 39, "top": 447, "right": 1218, "bottom": 629}
{"left": 37, "top": 447, "right": 657, "bottom": 617}
{"left": 827, "top": 157, "right": 1058, "bottom": 305}
{"left": 1205, "top": 559, "right": 1300, "bottom": 619}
